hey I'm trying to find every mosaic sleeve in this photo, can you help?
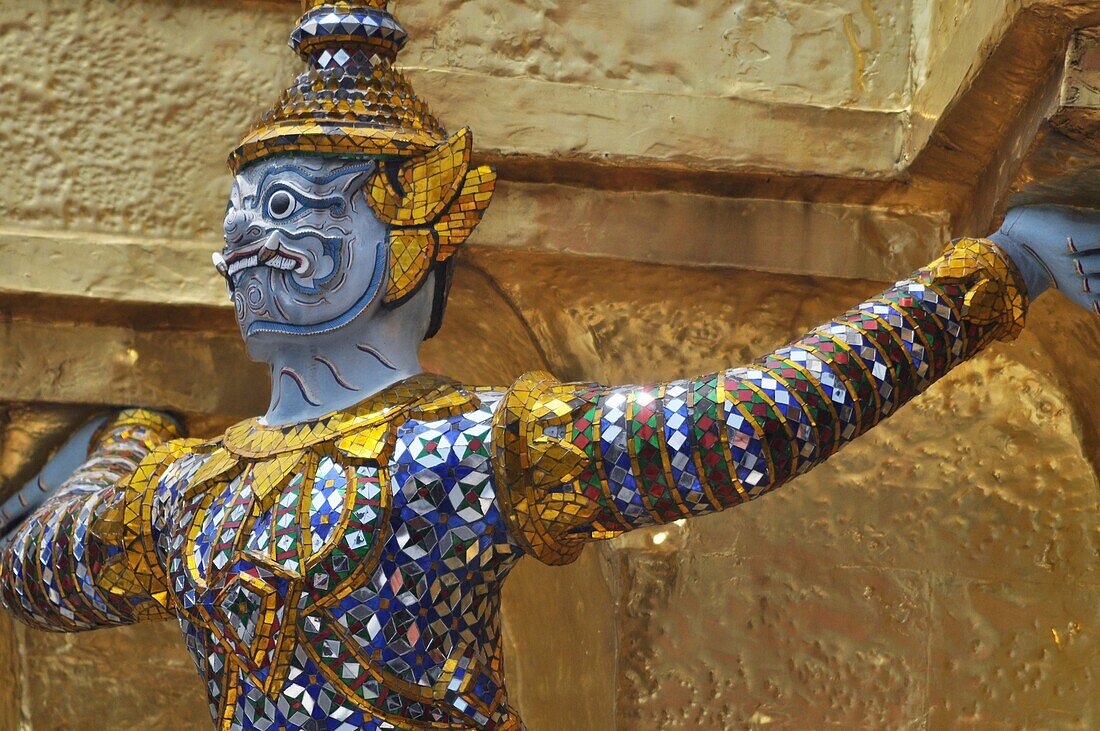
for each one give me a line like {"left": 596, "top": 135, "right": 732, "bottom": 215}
{"left": 493, "top": 238, "right": 1029, "bottom": 565}
{"left": 0, "top": 410, "right": 182, "bottom": 631}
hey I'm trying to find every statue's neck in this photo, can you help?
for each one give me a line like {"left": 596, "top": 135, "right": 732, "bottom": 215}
{"left": 259, "top": 334, "right": 422, "bottom": 427}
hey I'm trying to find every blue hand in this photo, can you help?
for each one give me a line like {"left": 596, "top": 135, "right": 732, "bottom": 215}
{"left": 989, "top": 205, "right": 1100, "bottom": 314}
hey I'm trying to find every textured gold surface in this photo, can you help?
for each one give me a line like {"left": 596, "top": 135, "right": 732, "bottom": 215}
{"left": 0, "top": 0, "right": 1082, "bottom": 253}
{"left": 617, "top": 353, "right": 1100, "bottom": 729}
{"left": 0, "top": 0, "right": 1086, "bottom": 282}
{"left": 0, "top": 405, "right": 99, "bottom": 499}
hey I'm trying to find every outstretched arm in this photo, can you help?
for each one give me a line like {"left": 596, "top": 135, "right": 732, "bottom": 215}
{"left": 0, "top": 410, "right": 182, "bottom": 631}
{"left": 493, "top": 208, "right": 1098, "bottom": 565}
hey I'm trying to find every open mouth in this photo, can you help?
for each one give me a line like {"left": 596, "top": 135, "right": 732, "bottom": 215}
{"left": 223, "top": 237, "right": 309, "bottom": 278}
{"left": 219, "top": 230, "right": 343, "bottom": 292}
{"left": 225, "top": 251, "right": 301, "bottom": 278}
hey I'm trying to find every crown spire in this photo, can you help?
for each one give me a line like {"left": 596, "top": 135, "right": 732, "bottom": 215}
{"left": 301, "top": 0, "right": 388, "bottom": 8}
{"left": 291, "top": 1, "right": 407, "bottom": 75}
{"left": 228, "top": 0, "right": 447, "bottom": 173}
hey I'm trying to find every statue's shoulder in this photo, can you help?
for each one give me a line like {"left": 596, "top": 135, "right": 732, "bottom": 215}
{"left": 135, "top": 438, "right": 221, "bottom": 494}
{"left": 411, "top": 375, "right": 581, "bottom": 446}
{"left": 485, "top": 371, "right": 599, "bottom": 424}
{"left": 390, "top": 384, "right": 499, "bottom": 477}
{"left": 480, "top": 372, "right": 606, "bottom": 566}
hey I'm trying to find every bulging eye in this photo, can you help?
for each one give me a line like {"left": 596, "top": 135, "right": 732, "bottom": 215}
{"left": 266, "top": 190, "right": 300, "bottom": 220}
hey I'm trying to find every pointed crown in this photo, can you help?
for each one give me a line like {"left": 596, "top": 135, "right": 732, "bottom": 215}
{"left": 228, "top": 0, "right": 449, "bottom": 172}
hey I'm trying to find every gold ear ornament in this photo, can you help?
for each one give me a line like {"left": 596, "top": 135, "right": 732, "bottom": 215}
{"left": 368, "top": 129, "right": 497, "bottom": 304}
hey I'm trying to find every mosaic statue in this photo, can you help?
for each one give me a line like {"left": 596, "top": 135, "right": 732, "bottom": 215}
{"left": 1, "top": 2, "right": 1097, "bottom": 730}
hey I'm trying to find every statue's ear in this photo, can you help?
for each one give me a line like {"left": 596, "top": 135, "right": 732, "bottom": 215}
{"left": 367, "top": 128, "right": 473, "bottom": 226}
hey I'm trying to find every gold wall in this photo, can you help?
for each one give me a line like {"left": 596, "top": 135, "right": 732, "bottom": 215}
{"left": 1, "top": 0, "right": 1099, "bottom": 729}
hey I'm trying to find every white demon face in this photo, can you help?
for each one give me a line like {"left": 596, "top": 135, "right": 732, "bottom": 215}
{"left": 219, "top": 156, "right": 388, "bottom": 352}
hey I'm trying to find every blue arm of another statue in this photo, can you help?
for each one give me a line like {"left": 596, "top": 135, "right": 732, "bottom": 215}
{"left": 990, "top": 204, "right": 1100, "bottom": 313}
{"left": 0, "top": 410, "right": 182, "bottom": 631}
{"left": 0, "top": 415, "right": 112, "bottom": 545}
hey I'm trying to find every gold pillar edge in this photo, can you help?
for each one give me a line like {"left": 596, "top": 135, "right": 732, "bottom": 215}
{"left": 0, "top": 192, "right": 950, "bottom": 299}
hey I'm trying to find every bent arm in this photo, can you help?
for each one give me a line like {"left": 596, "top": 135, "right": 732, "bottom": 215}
{"left": 0, "top": 410, "right": 181, "bottom": 631}
{"left": 494, "top": 238, "right": 1028, "bottom": 564}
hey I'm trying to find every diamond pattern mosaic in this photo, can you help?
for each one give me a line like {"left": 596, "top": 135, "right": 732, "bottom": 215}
{"left": 0, "top": 0, "right": 1040, "bottom": 727}
{"left": 0, "top": 246, "right": 1035, "bottom": 730}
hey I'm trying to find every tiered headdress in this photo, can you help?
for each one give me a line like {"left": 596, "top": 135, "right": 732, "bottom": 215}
{"left": 230, "top": 0, "right": 496, "bottom": 334}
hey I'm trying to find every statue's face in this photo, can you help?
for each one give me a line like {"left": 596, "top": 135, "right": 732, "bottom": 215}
{"left": 220, "top": 157, "right": 388, "bottom": 355}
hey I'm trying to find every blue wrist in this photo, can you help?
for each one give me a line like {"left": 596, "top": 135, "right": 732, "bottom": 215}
{"left": 988, "top": 230, "right": 1052, "bottom": 301}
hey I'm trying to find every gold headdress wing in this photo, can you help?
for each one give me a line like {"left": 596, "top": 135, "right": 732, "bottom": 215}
{"left": 366, "top": 128, "right": 497, "bottom": 303}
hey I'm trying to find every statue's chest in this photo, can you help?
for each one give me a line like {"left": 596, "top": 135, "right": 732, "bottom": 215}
{"left": 159, "top": 406, "right": 519, "bottom": 728}
{"left": 166, "top": 451, "right": 390, "bottom": 675}
{"left": 193, "top": 455, "right": 384, "bottom": 583}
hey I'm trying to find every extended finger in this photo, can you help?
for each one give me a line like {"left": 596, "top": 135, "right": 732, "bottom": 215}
{"left": 1067, "top": 233, "right": 1100, "bottom": 255}
{"left": 1071, "top": 249, "right": 1100, "bottom": 277}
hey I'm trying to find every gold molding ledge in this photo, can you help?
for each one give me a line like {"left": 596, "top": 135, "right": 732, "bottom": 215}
{"left": 0, "top": 184, "right": 948, "bottom": 307}
{"left": 410, "top": 66, "right": 911, "bottom": 180}
{"left": 92, "top": 0, "right": 1082, "bottom": 187}
{"left": 482, "top": 5, "right": 1094, "bottom": 232}
{"left": 0, "top": 256, "right": 549, "bottom": 417}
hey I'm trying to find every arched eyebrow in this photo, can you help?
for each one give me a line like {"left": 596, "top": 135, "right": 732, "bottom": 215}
{"left": 250, "top": 161, "right": 377, "bottom": 205}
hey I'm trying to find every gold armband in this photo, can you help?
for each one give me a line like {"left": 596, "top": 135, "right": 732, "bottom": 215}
{"left": 925, "top": 237, "right": 1029, "bottom": 341}
{"left": 491, "top": 372, "right": 610, "bottom": 566}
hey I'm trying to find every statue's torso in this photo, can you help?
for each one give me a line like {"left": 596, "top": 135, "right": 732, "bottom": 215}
{"left": 151, "top": 382, "right": 524, "bottom": 730}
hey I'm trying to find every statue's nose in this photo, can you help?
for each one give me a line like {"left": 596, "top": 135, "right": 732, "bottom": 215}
{"left": 224, "top": 208, "right": 260, "bottom": 244}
